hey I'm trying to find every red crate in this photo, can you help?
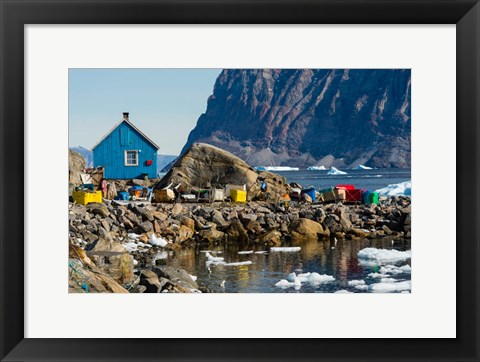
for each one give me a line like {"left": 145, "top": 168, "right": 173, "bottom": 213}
{"left": 336, "top": 184, "right": 355, "bottom": 190}
{"left": 345, "top": 188, "right": 363, "bottom": 202}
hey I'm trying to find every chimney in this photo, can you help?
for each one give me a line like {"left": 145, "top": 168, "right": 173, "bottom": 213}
{"left": 123, "top": 112, "right": 129, "bottom": 121}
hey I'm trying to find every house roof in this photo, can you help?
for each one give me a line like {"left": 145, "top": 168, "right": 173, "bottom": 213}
{"left": 91, "top": 118, "right": 160, "bottom": 151}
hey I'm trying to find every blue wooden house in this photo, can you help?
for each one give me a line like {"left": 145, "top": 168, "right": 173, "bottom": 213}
{"left": 92, "top": 113, "right": 159, "bottom": 179}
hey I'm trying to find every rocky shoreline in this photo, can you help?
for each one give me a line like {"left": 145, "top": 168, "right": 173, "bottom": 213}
{"left": 69, "top": 196, "right": 411, "bottom": 293}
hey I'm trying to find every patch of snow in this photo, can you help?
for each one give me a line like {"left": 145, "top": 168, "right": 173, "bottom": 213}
{"left": 238, "top": 250, "right": 254, "bottom": 255}
{"left": 189, "top": 274, "right": 197, "bottom": 281}
{"left": 123, "top": 242, "right": 139, "bottom": 252}
{"left": 327, "top": 167, "right": 347, "bottom": 175}
{"left": 127, "top": 233, "right": 141, "bottom": 240}
{"left": 375, "top": 180, "right": 411, "bottom": 197}
{"left": 334, "top": 289, "right": 353, "bottom": 294}
{"left": 254, "top": 251, "right": 268, "bottom": 254}
{"left": 270, "top": 246, "right": 301, "bottom": 252}
{"left": 307, "top": 166, "right": 327, "bottom": 171}
{"left": 149, "top": 234, "right": 169, "bottom": 247}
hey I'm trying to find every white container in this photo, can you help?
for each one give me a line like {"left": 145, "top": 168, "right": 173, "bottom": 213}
{"left": 210, "top": 189, "right": 225, "bottom": 202}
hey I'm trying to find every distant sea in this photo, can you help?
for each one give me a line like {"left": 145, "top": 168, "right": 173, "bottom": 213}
{"left": 274, "top": 168, "right": 411, "bottom": 192}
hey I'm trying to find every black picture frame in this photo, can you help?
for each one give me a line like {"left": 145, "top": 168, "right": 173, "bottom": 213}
{"left": 1, "top": 1, "right": 479, "bottom": 361}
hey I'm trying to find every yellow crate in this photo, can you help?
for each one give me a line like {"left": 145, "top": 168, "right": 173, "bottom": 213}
{"left": 230, "top": 189, "right": 247, "bottom": 203}
{"left": 73, "top": 190, "right": 102, "bottom": 205}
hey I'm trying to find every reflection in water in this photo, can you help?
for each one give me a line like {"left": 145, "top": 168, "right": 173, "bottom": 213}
{"left": 164, "top": 238, "right": 411, "bottom": 293}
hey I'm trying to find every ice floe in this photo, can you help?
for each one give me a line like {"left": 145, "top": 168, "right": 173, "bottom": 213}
{"left": 270, "top": 246, "right": 301, "bottom": 252}
{"left": 358, "top": 248, "right": 412, "bottom": 264}
{"left": 277, "top": 272, "right": 334, "bottom": 289}
{"left": 370, "top": 280, "right": 411, "bottom": 293}
{"left": 223, "top": 261, "right": 253, "bottom": 266}
{"left": 375, "top": 180, "right": 411, "bottom": 197}
{"left": 327, "top": 167, "right": 347, "bottom": 175}
{"left": 307, "top": 166, "right": 327, "bottom": 171}
{"left": 348, "top": 279, "right": 366, "bottom": 286}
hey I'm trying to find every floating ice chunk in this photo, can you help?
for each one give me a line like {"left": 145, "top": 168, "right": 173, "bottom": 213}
{"left": 358, "top": 248, "right": 412, "bottom": 263}
{"left": 189, "top": 274, "right": 198, "bottom": 281}
{"left": 380, "top": 277, "right": 397, "bottom": 283}
{"left": 348, "top": 279, "right": 366, "bottom": 286}
{"left": 307, "top": 272, "right": 335, "bottom": 285}
{"left": 287, "top": 272, "right": 334, "bottom": 285}
{"left": 327, "top": 167, "right": 347, "bottom": 175}
{"left": 356, "top": 164, "right": 373, "bottom": 170}
{"left": 223, "top": 261, "right": 253, "bottom": 266}
{"left": 375, "top": 180, "right": 411, "bottom": 197}
{"left": 354, "top": 284, "right": 369, "bottom": 291}
{"left": 307, "top": 166, "right": 327, "bottom": 171}
{"left": 238, "top": 250, "right": 254, "bottom": 255}
{"left": 205, "top": 252, "right": 224, "bottom": 262}
{"left": 368, "top": 272, "right": 389, "bottom": 278}
{"left": 334, "top": 289, "right": 353, "bottom": 294}
{"left": 275, "top": 279, "right": 294, "bottom": 288}
{"left": 270, "top": 246, "right": 301, "bottom": 252}
{"left": 149, "top": 234, "right": 169, "bottom": 247}
{"left": 370, "top": 280, "right": 412, "bottom": 293}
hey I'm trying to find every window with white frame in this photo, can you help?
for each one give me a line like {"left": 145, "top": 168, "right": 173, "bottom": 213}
{"left": 124, "top": 150, "right": 139, "bottom": 166}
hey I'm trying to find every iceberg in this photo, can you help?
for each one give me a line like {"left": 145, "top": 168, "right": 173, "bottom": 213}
{"left": 327, "top": 167, "right": 347, "bottom": 175}
{"left": 307, "top": 166, "right": 327, "bottom": 171}
{"left": 356, "top": 164, "right": 372, "bottom": 170}
{"left": 255, "top": 166, "right": 299, "bottom": 172}
{"left": 375, "top": 180, "right": 411, "bottom": 197}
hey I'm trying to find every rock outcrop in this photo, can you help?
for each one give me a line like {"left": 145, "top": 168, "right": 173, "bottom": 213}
{"left": 69, "top": 149, "right": 86, "bottom": 186}
{"left": 182, "top": 69, "right": 411, "bottom": 168}
{"left": 156, "top": 143, "right": 258, "bottom": 191}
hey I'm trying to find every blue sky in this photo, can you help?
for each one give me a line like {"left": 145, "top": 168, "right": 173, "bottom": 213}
{"left": 69, "top": 69, "right": 221, "bottom": 155}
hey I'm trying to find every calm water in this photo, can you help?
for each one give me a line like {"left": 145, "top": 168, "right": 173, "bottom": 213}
{"left": 276, "top": 168, "right": 411, "bottom": 191}
{"left": 161, "top": 238, "right": 411, "bottom": 293}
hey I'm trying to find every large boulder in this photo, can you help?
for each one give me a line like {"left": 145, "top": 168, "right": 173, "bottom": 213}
{"left": 155, "top": 143, "right": 258, "bottom": 192}
{"left": 289, "top": 218, "right": 324, "bottom": 240}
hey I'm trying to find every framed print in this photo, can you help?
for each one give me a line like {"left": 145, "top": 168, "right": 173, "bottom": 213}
{"left": 1, "top": 0, "right": 479, "bottom": 361}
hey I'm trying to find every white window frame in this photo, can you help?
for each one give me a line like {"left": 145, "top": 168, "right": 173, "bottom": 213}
{"left": 124, "top": 150, "right": 139, "bottom": 166}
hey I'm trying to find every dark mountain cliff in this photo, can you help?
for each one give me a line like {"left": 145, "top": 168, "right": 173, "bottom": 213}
{"left": 182, "top": 69, "right": 411, "bottom": 168}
